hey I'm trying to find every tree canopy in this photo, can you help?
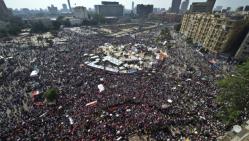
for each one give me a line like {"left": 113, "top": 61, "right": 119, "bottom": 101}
{"left": 217, "top": 59, "right": 249, "bottom": 125}
{"left": 174, "top": 24, "right": 181, "bottom": 32}
{"left": 0, "top": 16, "right": 24, "bottom": 37}
{"left": 44, "top": 88, "right": 58, "bottom": 102}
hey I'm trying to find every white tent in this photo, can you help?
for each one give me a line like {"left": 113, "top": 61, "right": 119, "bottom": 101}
{"left": 30, "top": 70, "right": 39, "bottom": 77}
{"left": 98, "top": 84, "right": 105, "bottom": 93}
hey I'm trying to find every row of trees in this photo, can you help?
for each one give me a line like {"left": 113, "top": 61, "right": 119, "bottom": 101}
{"left": 30, "top": 14, "right": 107, "bottom": 34}
{"left": 30, "top": 16, "right": 71, "bottom": 33}
{"left": 0, "top": 16, "right": 24, "bottom": 38}
{"left": 217, "top": 59, "right": 249, "bottom": 125}
{"left": 0, "top": 13, "right": 107, "bottom": 37}
{"left": 44, "top": 88, "right": 58, "bottom": 103}
{"left": 155, "top": 27, "right": 172, "bottom": 44}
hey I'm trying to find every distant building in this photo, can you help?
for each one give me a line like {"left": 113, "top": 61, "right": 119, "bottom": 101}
{"left": 206, "top": 0, "right": 216, "bottom": 12}
{"left": 67, "top": 0, "right": 72, "bottom": 12}
{"left": 0, "top": 0, "right": 11, "bottom": 19}
{"left": 235, "top": 31, "right": 249, "bottom": 60}
{"left": 73, "top": 6, "right": 88, "bottom": 20}
{"left": 189, "top": 0, "right": 216, "bottom": 13}
{"left": 150, "top": 12, "right": 182, "bottom": 23}
{"left": 214, "top": 6, "right": 223, "bottom": 12}
{"left": 236, "top": 6, "right": 244, "bottom": 12}
{"left": 48, "top": 5, "right": 58, "bottom": 14}
{"left": 95, "top": 1, "right": 124, "bottom": 17}
{"left": 62, "top": 4, "right": 68, "bottom": 12}
{"left": 180, "top": 0, "right": 189, "bottom": 13}
{"left": 171, "top": 0, "right": 182, "bottom": 13}
{"left": 153, "top": 8, "right": 163, "bottom": 14}
{"left": 137, "top": 4, "right": 153, "bottom": 17}
{"left": 226, "top": 7, "right": 231, "bottom": 11}
{"left": 244, "top": 6, "right": 249, "bottom": 11}
{"left": 132, "top": 1, "right": 135, "bottom": 13}
{"left": 221, "top": 9, "right": 228, "bottom": 14}
{"left": 180, "top": 13, "right": 247, "bottom": 53}
{"left": 20, "top": 8, "right": 30, "bottom": 14}
{"left": 190, "top": 2, "right": 208, "bottom": 13}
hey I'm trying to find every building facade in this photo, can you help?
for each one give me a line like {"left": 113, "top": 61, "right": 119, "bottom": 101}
{"left": 62, "top": 4, "right": 68, "bottom": 12}
{"left": 48, "top": 5, "right": 58, "bottom": 14}
{"left": 190, "top": 2, "right": 208, "bottom": 13}
{"left": 73, "top": 6, "right": 88, "bottom": 20}
{"left": 180, "top": 13, "right": 245, "bottom": 53}
{"left": 171, "top": 0, "right": 182, "bottom": 13}
{"left": 137, "top": 4, "right": 153, "bottom": 17}
{"left": 95, "top": 1, "right": 124, "bottom": 17}
{"left": 189, "top": 0, "right": 216, "bottom": 13}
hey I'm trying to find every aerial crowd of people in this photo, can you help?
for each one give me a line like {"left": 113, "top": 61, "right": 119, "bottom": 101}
{"left": 0, "top": 26, "right": 233, "bottom": 140}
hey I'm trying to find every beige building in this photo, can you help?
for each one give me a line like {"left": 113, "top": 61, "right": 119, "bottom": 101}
{"left": 73, "top": 6, "right": 88, "bottom": 20}
{"left": 180, "top": 13, "right": 246, "bottom": 53}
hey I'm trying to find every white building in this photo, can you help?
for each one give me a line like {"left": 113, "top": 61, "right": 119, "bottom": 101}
{"left": 73, "top": 6, "right": 88, "bottom": 20}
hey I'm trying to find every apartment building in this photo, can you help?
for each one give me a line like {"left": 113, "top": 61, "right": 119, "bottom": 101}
{"left": 180, "top": 13, "right": 245, "bottom": 53}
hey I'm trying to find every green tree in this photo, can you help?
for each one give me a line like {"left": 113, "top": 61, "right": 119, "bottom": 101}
{"left": 92, "top": 13, "right": 106, "bottom": 24}
{"left": 217, "top": 59, "right": 249, "bottom": 125}
{"left": 44, "top": 88, "right": 58, "bottom": 102}
{"left": 186, "top": 38, "right": 193, "bottom": 44}
{"left": 160, "top": 27, "right": 172, "bottom": 40}
{"left": 54, "top": 16, "right": 71, "bottom": 28}
{"left": 0, "top": 16, "right": 24, "bottom": 37}
{"left": 31, "top": 21, "right": 48, "bottom": 33}
{"left": 222, "top": 20, "right": 249, "bottom": 54}
{"left": 174, "top": 24, "right": 181, "bottom": 32}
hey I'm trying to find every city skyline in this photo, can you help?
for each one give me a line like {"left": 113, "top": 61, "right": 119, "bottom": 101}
{"left": 4, "top": 0, "right": 249, "bottom": 10}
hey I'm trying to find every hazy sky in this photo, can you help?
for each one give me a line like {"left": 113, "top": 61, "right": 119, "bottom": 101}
{"left": 4, "top": 0, "right": 249, "bottom": 10}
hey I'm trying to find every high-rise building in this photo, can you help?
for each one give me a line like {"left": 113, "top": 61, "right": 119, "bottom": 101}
{"left": 67, "top": 0, "right": 72, "bottom": 12}
{"left": 48, "top": 4, "right": 58, "bottom": 14}
{"left": 180, "top": 0, "right": 189, "bottom": 13}
{"left": 0, "top": 0, "right": 11, "bottom": 19}
{"left": 171, "top": 0, "right": 182, "bottom": 13}
{"left": 95, "top": 1, "right": 124, "bottom": 17}
{"left": 132, "top": 1, "right": 135, "bottom": 11}
{"left": 136, "top": 4, "right": 153, "bottom": 17}
{"left": 190, "top": 2, "right": 208, "bottom": 13}
{"left": 62, "top": 4, "right": 69, "bottom": 12}
{"left": 189, "top": 0, "right": 216, "bottom": 13}
{"left": 206, "top": 0, "right": 216, "bottom": 12}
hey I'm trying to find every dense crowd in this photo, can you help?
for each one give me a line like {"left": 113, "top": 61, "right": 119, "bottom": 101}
{"left": 0, "top": 26, "right": 232, "bottom": 140}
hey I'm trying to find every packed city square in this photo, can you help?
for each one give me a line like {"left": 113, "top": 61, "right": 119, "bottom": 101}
{"left": 0, "top": 24, "right": 235, "bottom": 140}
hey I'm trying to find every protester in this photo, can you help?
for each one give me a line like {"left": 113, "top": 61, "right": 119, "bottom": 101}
{"left": 0, "top": 26, "right": 231, "bottom": 140}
